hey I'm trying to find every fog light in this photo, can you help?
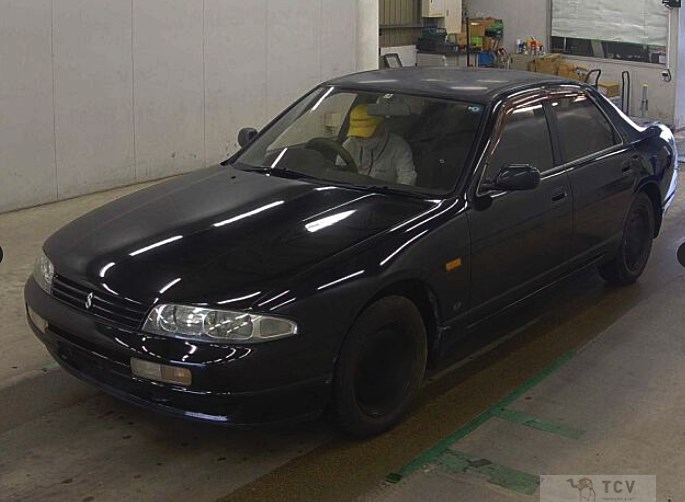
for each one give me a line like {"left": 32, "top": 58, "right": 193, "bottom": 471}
{"left": 27, "top": 306, "right": 47, "bottom": 333}
{"left": 130, "top": 358, "right": 192, "bottom": 386}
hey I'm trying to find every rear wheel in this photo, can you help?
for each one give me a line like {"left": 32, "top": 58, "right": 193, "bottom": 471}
{"left": 333, "top": 296, "right": 427, "bottom": 437}
{"left": 599, "top": 192, "right": 655, "bottom": 285}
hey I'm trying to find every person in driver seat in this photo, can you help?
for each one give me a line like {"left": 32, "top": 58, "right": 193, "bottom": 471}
{"left": 339, "top": 104, "right": 417, "bottom": 186}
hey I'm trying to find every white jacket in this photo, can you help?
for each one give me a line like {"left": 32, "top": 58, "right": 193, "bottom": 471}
{"left": 340, "top": 132, "right": 417, "bottom": 186}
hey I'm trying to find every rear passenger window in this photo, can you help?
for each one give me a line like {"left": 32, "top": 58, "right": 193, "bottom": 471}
{"left": 551, "top": 95, "right": 618, "bottom": 162}
{"left": 485, "top": 103, "right": 554, "bottom": 181}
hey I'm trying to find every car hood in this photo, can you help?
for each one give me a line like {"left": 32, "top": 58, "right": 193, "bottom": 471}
{"left": 45, "top": 165, "right": 432, "bottom": 305}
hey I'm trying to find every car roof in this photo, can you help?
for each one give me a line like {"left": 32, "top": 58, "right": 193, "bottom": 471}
{"left": 325, "top": 67, "right": 579, "bottom": 103}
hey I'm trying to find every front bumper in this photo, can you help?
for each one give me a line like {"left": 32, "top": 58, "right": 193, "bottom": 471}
{"left": 24, "top": 278, "right": 332, "bottom": 426}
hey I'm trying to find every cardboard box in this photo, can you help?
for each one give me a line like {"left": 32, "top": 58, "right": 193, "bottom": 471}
{"left": 484, "top": 37, "right": 498, "bottom": 50}
{"left": 470, "top": 18, "right": 499, "bottom": 33}
{"left": 471, "top": 17, "right": 498, "bottom": 28}
{"left": 531, "top": 53, "right": 563, "bottom": 75}
{"left": 510, "top": 54, "right": 534, "bottom": 71}
{"left": 464, "top": 21, "right": 486, "bottom": 38}
{"left": 535, "top": 59, "right": 559, "bottom": 75}
{"left": 598, "top": 82, "right": 621, "bottom": 98}
{"left": 557, "top": 64, "right": 576, "bottom": 79}
{"left": 470, "top": 17, "right": 504, "bottom": 38}
{"left": 573, "top": 65, "right": 591, "bottom": 81}
{"left": 557, "top": 63, "right": 588, "bottom": 81}
{"left": 456, "top": 33, "right": 467, "bottom": 47}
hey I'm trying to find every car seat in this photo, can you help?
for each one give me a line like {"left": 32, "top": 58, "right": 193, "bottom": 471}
{"left": 409, "top": 105, "right": 480, "bottom": 190}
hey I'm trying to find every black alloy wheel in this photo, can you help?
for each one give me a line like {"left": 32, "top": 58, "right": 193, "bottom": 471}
{"left": 599, "top": 192, "right": 655, "bottom": 285}
{"left": 333, "top": 296, "right": 427, "bottom": 437}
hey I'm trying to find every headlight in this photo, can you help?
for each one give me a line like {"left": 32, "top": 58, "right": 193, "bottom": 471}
{"left": 33, "top": 251, "right": 54, "bottom": 294}
{"left": 142, "top": 304, "right": 298, "bottom": 343}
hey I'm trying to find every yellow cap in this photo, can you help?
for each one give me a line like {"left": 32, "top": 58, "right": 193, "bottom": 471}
{"left": 347, "top": 104, "right": 383, "bottom": 138}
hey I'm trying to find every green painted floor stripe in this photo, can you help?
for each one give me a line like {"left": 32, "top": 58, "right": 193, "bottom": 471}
{"left": 41, "top": 361, "right": 60, "bottom": 372}
{"left": 386, "top": 350, "right": 575, "bottom": 483}
{"left": 388, "top": 410, "right": 492, "bottom": 483}
{"left": 438, "top": 449, "right": 540, "bottom": 496}
{"left": 489, "top": 350, "right": 575, "bottom": 410}
{"left": 492, "top": 407, "right": 584, "bottom": 440}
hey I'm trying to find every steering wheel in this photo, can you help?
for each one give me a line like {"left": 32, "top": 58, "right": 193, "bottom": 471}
{"left": 304, "top": 137, "right": 358, "bottom": 172}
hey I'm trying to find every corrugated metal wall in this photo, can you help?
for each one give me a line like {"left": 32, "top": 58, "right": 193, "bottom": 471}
{"left": 379, "top": 0, "right": 422, "bottom": 47}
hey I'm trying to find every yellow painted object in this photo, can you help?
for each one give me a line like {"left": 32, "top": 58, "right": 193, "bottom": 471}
{"left": 445, "top": 257, "right": 463, "bottom": 272}
{"left": 529, "top": 53, "right": 563, "bottom": 75}
{"left": 558, "top": 63, "right": 589, "bottom": 81}
{"left": 598, "top": 82, "right": 621, "bottom": 98}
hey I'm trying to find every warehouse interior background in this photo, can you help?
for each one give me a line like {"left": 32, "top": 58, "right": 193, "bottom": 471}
{"left": 2, "top": 0, "right": 685, "bottom": 501}
{"left": 3, "top": 0, "right": 685, "bottom": 214}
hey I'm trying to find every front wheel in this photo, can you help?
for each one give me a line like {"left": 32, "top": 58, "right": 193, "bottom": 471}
{"left": 599, "top": 192, "right": 655, "bottom": 286}
{"left": 333, "top": 296, "right": 427, "bottom": 437}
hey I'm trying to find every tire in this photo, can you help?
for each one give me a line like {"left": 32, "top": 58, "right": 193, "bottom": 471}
{"left": 599, "top": 192, "right": 655, "bottom": 286}
{"left": 333, "top": 296, "right": 428, "bottom": 437}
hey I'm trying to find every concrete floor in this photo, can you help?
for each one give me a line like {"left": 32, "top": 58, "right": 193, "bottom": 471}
{"left": 362, "top": 277, "right": 685, "bottom": 501}
{"left": 1, "top": 169, "right": 684, "bottom": 502}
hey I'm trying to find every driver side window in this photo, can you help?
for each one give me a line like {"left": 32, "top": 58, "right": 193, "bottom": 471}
{"left": 484, "top": 102, "right": 554, "bottom": 183}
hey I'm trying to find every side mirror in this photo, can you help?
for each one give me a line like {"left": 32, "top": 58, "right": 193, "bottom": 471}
{"left": 482, "top": 164, "right": 541, "bottom": 192}
{"left": 0, "top": 245, "right": 3, "bottom": 264}
{"left": 237, "top": 127, "right": 258, "bottom": 148}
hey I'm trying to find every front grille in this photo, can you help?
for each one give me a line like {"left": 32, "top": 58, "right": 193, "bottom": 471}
{"left": 51, "top": 275, "right": 150, "bottom": 329}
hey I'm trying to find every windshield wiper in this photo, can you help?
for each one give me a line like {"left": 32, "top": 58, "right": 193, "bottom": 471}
{"left": 269, "top": 167, "right": 321, "bottom": 181}
{"left": 233, "top": 164, "right": 318, "bottom": 180}
{"left": 235, "top": 165, "right": 421, "bottom": 197}
{"left": 269, "top": 169, "right": 409, "bottom": 194}
{"left": 340, "top": 182, "right": 423, "bottom": 198}
{"left": 238, "top": 166, "right": 269, "bottom": 172}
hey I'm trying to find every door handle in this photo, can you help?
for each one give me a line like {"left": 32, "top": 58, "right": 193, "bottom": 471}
{"left": 551, "top": 190, "right": 568, "bottom": 202}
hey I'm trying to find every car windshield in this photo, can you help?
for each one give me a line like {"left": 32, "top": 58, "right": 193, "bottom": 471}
{"left": 234, "top": 87, "right": 484, "bottom": 196}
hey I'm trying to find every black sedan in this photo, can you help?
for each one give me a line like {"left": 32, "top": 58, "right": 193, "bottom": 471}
{"left": 25, "top": 68, "right": 678, "bottom": 436}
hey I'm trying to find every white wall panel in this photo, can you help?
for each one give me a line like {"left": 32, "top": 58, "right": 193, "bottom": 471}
{"left": 0, "top": 0, "right": 369, "bottom": 212}
{"left": 357, "top": 0, "right": 379, "bottom": 70}
{"left": 0, "top": 0, "right": 56, "bottom": 212}
{"left": 266, "top": 0, "right": 322, "bottom": 118}
{"left": 133, "top": 0, "right": 205, "bottom": 180}
{"left": 53, "top": 0, "right": 135, "bottom": 199}
{"left": 321, "top": 0, "right": 357, "bottom": 80}
{"left": 673, "top": 9, "right": 685, "bottom": 129}
{"left": 204, "top": 0, "right": 267, "bottom": 163}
